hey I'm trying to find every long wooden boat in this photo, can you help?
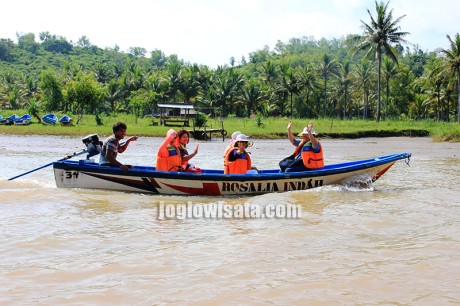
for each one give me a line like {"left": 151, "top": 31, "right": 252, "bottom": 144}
{"left": 53, "top": 152, "right": 411, "bottom": 196}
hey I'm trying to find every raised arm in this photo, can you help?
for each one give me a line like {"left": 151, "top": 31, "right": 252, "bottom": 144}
{"left": 182, "top": 144, "right": 199, "bottom": 162}
{"left": 118, "top": 136, "right": 138, "bottom": 153}
{"left": 307, "top": 123, "right": 319, "bottom": 149}
{"left": 287, "top": 121, "right": 296, "bottom": 146}
{"left": 158, "top": 133, "right": 176, "bottom": 158}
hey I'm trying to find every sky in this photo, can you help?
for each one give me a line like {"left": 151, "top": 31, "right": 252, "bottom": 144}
{"left": 1, "top": 0, "right": 459, "bottom": 68}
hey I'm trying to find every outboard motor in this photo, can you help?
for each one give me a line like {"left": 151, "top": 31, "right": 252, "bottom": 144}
{"left": 82, "top": 134, "right": 102, "bottom": 159}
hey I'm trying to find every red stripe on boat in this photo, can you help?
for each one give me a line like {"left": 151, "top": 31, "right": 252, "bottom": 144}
{"left": 162, "top": 182, "right": 221, "bottom": 196}
{"left": 372, "top": 163, "right": 395, "bottom": 182}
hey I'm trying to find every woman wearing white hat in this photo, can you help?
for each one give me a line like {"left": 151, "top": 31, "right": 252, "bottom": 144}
{"left": 224, "top": 133, "right": 253, "bottom": 174}
{"left": 222, "top": 131, "right": 242, "bottom": 164}
{"left": 280, "top": 121, "right": 324, "bottom": 172}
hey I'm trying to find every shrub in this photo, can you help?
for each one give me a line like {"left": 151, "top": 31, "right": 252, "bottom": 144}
{"left": 194, "top": 112, "right": 207, "bottom": 127}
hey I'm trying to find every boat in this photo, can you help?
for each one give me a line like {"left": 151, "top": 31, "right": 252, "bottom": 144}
{"left": 53, "top": 152, "right": 411, "bottom": 196}
{"left": 42, "top": 113, "right": 58, "bottom": 125}
{"left": 59, "top": 115, "right": 73, "bottom": 126}
{"left": 1, "top": 114, "right": 18, "bottom": 125}
{"left": 14, "top": 114, "right": 32, "bottom": 125}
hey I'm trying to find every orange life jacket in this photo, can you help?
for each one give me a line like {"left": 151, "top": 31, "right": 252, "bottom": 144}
{"left": 301, "top": 142, "right": 324, "bottom": 169}
{"left": 223, "top": 144, "right": 235, "bottom": 174}
{"left": 292, "top": 142, "right": 303, "bottom": 158}
{"left": 156, "top": 145, "right": 182, "bottom": 172}
{"left": 224, "top": 149, "right": 252, "bottom": 174}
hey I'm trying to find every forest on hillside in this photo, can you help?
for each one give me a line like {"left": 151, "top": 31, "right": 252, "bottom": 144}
{"left": 1, "top": 2, "right": 460, "bottom": 124}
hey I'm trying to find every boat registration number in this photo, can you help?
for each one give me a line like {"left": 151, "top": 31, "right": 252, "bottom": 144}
{"left": 64, "top": 171, "right": 80, "bottom": 179}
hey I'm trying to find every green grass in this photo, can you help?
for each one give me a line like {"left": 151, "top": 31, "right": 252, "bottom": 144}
{"left": 1, "top": 110, "right": 460, "bottom": 141}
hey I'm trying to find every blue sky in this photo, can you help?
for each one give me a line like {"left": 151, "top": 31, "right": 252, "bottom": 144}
{"left": 1, "top": 0, "right": 459, "bottom": 67}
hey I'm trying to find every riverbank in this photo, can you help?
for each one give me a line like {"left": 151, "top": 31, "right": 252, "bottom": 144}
{"left": 1, "top": 114, "right": 459, "bottom": 141}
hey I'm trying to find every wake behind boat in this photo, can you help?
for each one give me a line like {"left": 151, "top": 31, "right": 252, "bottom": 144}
{"left": 53, "top": 152, "right": 411, "bottom": 196}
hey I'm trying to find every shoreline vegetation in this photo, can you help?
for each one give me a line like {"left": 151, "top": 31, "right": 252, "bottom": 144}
{"left": 1, "top": 114, "right": 459, "bottom": 142}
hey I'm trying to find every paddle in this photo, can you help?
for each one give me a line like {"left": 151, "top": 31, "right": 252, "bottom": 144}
{"left": 7, "top": 149, "right": 89, "bottom": 181}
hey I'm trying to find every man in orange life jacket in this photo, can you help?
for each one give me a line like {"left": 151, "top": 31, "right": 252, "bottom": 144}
{"left": 284, "top": 121, "right": 324, "bottom": 172}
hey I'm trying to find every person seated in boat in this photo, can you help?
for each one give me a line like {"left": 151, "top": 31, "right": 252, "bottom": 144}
{"left": 281, "top": 121, "right": 324, "bottom": 172}
{"left": 99, "top": 122, "right": 138, "bottom": 172}
{"left": 177, "top": 129, "right": 201, "bottom": 173}
{"left": 224, "top": 134, "right": 256, "bottom": 174}
{"left": 156, "top": 129, "right": 182, "bottom": 172}
{"left": 223, "top": 130, "right": 241, "bottom": 164}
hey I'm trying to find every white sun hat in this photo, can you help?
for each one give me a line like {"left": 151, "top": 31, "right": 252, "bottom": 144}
{"left": 231, "top": 131, "right": 242, "bottom": 140}
{"left": 235, "top": 134, "right": 253, "bottom": 147}
{"left": 298, "top": 127, "right": 317, "bottom": 137}
{"left": 235, "top": 134, "right": 249, "bottom": 142}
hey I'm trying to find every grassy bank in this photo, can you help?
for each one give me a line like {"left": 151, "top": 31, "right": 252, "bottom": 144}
{"left": 1, "top": 111, "right": 460, "bottom": 141}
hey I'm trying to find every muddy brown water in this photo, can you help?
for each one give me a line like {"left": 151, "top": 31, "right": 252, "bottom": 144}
{"left": 1, "top": 135, "right": 459, "bottom": 304}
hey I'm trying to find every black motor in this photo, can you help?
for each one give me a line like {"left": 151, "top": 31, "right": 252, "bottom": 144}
{"left": 82, "top": 134, "right": 102, "bottom": 158}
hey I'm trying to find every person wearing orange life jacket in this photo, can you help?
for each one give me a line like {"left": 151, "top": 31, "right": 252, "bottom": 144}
{"left": 177, "top": 129, "right": 201, "bottom": 173}
{"left": 223, "top": 130, "right": 241, "bottom": 171}
{"left": 224, "top": 134, "right": 254, "bottom": 174}
{"left": 283, "top": 121, "right": 324, "bottom": 172}
{"left": 156, "top": 129, "right": 182, "bottom": 172}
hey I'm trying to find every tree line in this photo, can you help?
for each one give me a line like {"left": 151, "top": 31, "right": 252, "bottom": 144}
{"left": 1, "top": 1, "right": 459, "bottom": 124}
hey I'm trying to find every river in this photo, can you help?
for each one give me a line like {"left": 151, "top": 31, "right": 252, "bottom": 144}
{"left": 1, "top": 135, "right": 459, "bottom": 305}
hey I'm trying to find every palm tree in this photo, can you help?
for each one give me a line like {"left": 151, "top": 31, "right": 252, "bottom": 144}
{"left": 227, "top": 68, "right": 244, "bottom": 115}
{"left": 297, "top": 65, "right": 319, "bottom": 115}
{"left": 279, "top": 64, "right": 301, "bottom": 117}
{"left": 212, "top": 67, "right": 243, "bottom": 116}
{"left": 94, "top": 64, "right": 110, "bottom": 84}
{"left": 354, "top": 0, "right": 408, "bottom": 122}
{"left": 382, "top": 57, "right": 400, "bottom": 120}
{"left": 105, "top": 79, "right": 122, "bottom": 113}
{"left": 238, "top": 78, "right": 265, "bottom": 117}
{"left": 317, "top": 53, "right": 339, "bottom": 117}
{"left": 261, "top": 61, "right": 284, "bottom": 115}
{"left": 338, "top": 60, "right": 353, "bottom": 119}
{"left": 165, "top": 61, "right": 183, "bottom": 103}
{"left": 24, "top": 75, "right": 39, "bottom": 101}
{"left": 27, "top": 100, "right": 42, "bottom": 123}
{"left": 179, "top": 65, "right": 201, "bottom": 103}
{"left": 354, "top": 60, "right": 374, "bottom": 119}
{"left": 441, "top": 33, "right": 460, "bottom": 123}
{"left": 411, "top": 93, "right": 429, "bottom": 120}
{"left": 442, "top": 75, "right": 457, "bottom": 121}
{"left": 423, "top": 58, "right": 446, "bottom": 121}
{"left": 261, "top": 61, "right": 278, "bottom": 88}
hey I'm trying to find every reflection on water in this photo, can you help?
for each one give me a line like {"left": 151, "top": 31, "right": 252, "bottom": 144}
{"left": 1, "top": 135, "right": 460, "bottom": 304}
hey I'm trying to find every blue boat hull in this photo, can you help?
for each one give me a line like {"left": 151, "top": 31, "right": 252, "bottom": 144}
{"left": 14, "top": 114, "right": 32, "bottom": 125}
{"left": 1, "top": 114, "right": 18, "bottom": 125}
{"left": 42, "top": 114, "right": 58, "bottom": 125}
{"left": 53, "top": 152, "right": 411, "bottom": 196}
{"left": 59, "top": 115, "right": 73, "bottom": 125}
